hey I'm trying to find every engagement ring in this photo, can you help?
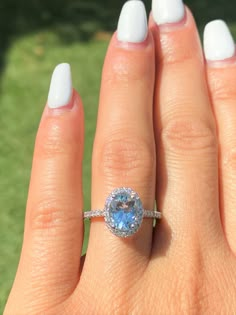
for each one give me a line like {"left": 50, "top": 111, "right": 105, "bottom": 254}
{"left": 84, "top": 187, "right": 162, "bottom": 238}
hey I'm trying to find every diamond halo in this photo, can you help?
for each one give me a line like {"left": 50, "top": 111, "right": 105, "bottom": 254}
{"left": 104, "top": 187, "right": 144, "bottom": 238}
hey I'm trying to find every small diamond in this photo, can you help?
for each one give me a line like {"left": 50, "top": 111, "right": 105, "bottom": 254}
{"left": 104, "top": 188, "right": 144, "bottom": 237}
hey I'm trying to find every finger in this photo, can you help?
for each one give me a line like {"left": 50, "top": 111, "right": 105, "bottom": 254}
{"left": 204, "top": 20, "right": 236, "bottom": 253}
{"left": 150, "top": 5, "right": 224, "bottom": 255}
{"left": 76, "top": 1, "right": 156, "bottom": 308}
{"left": 6, "top": 64, "right": 84, "bottom": 313}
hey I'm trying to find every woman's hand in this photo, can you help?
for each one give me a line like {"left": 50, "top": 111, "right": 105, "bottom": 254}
{"left": 4, "top": 0, "right": 236, "bottom": 314}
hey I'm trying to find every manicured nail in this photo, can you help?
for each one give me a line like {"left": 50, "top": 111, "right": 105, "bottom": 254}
{"left": 152, "top": 0, "right": 185, "bottom": 25}
{"left": 117, "top": 0, "right": 148, "bottom": 43}
{"left": 203, "top": 20, "right": 235, "bottom": 61}
{"left": 48, "top": 63, "right": 73, "bottom": 109}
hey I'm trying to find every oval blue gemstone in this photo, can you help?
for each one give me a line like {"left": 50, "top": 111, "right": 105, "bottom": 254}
{"left": 105, "top": 188, "right": 144, "bottom": 237}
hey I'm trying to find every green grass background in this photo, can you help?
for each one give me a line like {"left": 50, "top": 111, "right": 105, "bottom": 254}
{"left": 0, "top": 0, "right": 236, "bottom": 312}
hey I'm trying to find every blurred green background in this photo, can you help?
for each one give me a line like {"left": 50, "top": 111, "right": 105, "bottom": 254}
{"left": 0, "top": 0, "right": 236, "bottom": 311}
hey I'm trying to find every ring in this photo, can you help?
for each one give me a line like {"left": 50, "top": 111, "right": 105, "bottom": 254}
{"left": 84, "top": 187, "right": 162, "bottom": 238}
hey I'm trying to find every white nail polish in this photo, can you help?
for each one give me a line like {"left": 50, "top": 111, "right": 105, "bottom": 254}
{"left": 48, "top": 63, "right": 73, "bottom": 109}
{"left": 117, "top": 0, "right": 148, "bottom": 43}
{"left": 152, "top": 0, "right": 185, "bottom": 25}
{"left": 203, "top": 20, "right": 235, "bottom": 61}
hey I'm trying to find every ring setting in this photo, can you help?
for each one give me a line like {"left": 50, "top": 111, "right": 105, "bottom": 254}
{"left": 84, "top": 187, "right": 162, "bottom": 238}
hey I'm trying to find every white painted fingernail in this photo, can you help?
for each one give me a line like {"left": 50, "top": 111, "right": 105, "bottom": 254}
{"left": 203, "top": 20, "right": 235, "bottom": 61}
{"left": 152, "top": 0, "right": 185, "bottom": 25}
{"left": 48, "top": 63, "right": 73, "bottom": 109}
{"left": 117, "top": 0, "right": 148, "bottom": 43}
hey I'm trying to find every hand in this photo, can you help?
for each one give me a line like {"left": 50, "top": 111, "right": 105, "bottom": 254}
{"left": 4, "top": 0, "right": 236, "bottom": 314}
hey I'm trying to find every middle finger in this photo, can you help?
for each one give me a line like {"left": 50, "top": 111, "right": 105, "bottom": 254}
{"left": 150, "top": 5, "right": 224, "bottom": 256}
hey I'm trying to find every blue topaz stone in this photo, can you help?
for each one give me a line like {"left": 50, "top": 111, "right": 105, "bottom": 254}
{"left": 104, "top": 188, "right": 144, "bottom": 237}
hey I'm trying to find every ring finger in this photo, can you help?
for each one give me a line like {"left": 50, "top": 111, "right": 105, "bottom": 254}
{"left": 75, "top": 1, "right": 156, "bottom": 311}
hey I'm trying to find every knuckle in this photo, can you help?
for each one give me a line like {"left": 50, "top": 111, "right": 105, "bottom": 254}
{"left": 222, "top": 146, "right": 236, "bottom": 172}
{"left": 35, "top": 118, "right": 78, "bottom": 159}
{"left": 103, "top": 55, "right": 151, "bottom": 86}
{"left": 93, "top": 135, "right": 155, "bottom": 182}
{"left": 160, "top": 33, "right": 202, "bottom": 67}
{"left": 165, "top": 268, "right": 204, "bottom": 314}
{"left": 159, "top": 118, "right": 217, "bottom": 153}
{"left": 31, "top": 205, "right": 64, "bottom": 231}
{"left": 30, "top": 198, "right": 80, "bottom": 232}
{"left": 162, "top": 49, "right": 196, "bottom": 67}
{"left": 214, "top": 86, "right": 236, "bottom": 103}
{"left": 210, "top": 74, "right": 236, "bottom": 103}
{"left": 79, "top": 301, "right": 128, "bottom": 315}
{"left": 77, "top": 286, "right": 134, "bottom": 315}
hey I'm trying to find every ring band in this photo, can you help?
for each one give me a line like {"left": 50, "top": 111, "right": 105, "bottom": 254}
{"left": 84, "top": 187, "right": 162, "bottom": 238}
{"left": 84, "top": 210, "right": 161, "bottom": 219}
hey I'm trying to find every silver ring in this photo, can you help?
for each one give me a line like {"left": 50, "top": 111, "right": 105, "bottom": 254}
{"left": 84, "top": 187, "right": 162, "bottom": 238}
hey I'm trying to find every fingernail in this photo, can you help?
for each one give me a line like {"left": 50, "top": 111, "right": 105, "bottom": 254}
{"left": 203, "top": 20, "right": 235, "bottom": 61}
{"left": 48, "top": 63, "right": 73, "bottom": 109}
{"left": 152, "top": 0, "right": 185, "bottom": 25}
{"left": 117, "top": 0, "right": 148, "bottom": 43}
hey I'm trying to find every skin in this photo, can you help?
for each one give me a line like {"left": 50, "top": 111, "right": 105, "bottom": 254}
{"left": 4, "top": 7, "right": 236, "bottom": 315}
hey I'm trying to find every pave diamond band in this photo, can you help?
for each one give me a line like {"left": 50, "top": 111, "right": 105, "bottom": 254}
{"left": 84, "top": 210, "right": 105, "bottom": 219}
{"left": 83, "top": 187, "right": 162, "bottom": 238}
{"left": 84, "top": 209, "right": 162, "bottom": 219}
